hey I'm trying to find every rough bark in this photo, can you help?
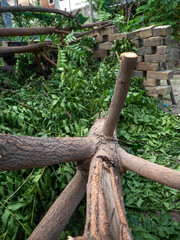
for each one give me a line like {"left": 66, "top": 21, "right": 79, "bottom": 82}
{"left": 119, "top": 148, "right": 180, "bottom": 191}
{"left": 0, "top": 134, "right": 99, "bottom": 171}
{"left": 28, "top": 170, "right": 86, "bottom": 240}
{"left": 103, "top": 52, "right": 137, "bottom": 137}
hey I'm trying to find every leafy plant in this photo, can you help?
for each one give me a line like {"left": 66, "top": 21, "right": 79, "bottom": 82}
{"left": 97, "top": 10, "right": 112, "bottom": 21}
{"left": 127, "top": 0, "right": 180, "bottom": 39}
{"left": 111, "top": 37, "right": 137, "bottom": 56}
{"left": 0, "top": 41, "right": 180, "bottom": 239}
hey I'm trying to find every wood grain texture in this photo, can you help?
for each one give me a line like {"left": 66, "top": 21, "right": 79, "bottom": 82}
{"left": 82, "top": 150, "right": 132, "bottom": 240}
{"left": 28, "top": 170, "right": 86, "bottom": 240}
{"left": 0, "top": 134, "right": 99, "bottom": 171}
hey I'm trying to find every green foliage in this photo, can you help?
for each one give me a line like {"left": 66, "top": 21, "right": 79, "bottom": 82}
{"left": 13, "top": 11, "right": 62, "bottom": 27}
{"left": 111, "top": 37, "right": 137, "bottom": 55}
{"left": 0, "top": 57, "right": 3, "bottom": 65}
{"left": 92, "top": 0, "right": 117, "bottom": 12}
{"left": 112, "top": 14, "right": 126, "bottom": 31}
{"left": 127, "top": 0, "right": 180, "bottom": 39}
{"left": 0, "top": 54, "right": 118, "bottom": 239}
{"left": 0, "top": 42, "right": 180, "bottom": 239}
{"left": 56, "top": 31, "right": 94, "bottom": 68}
{"left": 117, "top": 78, "right": 180, "bottom": 239}
{"left": 13, "top": 11, "right": 87, "bottom": 29}
{"left": 97, "top": 10, "right": 112, "bottom": 21}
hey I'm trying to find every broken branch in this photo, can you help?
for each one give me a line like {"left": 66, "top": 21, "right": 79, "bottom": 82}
{"left": 0, "top": 6, "right": 75, "bottom": 18}
{"left": 40, "top": 51, "right": 57, "bottom": 67}
{"left": 0, "top": 42, "right": 51, "bottom": 55}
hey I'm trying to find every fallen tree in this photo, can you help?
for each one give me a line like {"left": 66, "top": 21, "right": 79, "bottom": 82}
{"left": 0, "top": 6, "right": 112, "bottom": 78}
{"left": 0, "top": 52, "right": 180, "bottom": 240}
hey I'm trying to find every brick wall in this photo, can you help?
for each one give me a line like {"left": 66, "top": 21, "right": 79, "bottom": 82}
{"left": 93, "top": 25, "right": 178, "bottom": 99}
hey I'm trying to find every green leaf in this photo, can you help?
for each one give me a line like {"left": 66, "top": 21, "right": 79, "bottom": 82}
{"left": 2, "top": 209, "right": 10, "bottom": 227}
{"left": 137, "top": 198, "right": 143, "bottom": 207}
{"left": 8, "top": 202, "right": 27, "bottom": 211}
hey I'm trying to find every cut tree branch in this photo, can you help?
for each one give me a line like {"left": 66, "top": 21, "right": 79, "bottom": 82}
{"left": 0, "top": 134, "right": 99, "bottom": 171}
{"left": 0, "top": 6, "right": 75, "bottom": 18}
{"left": 64, "top": 20, "right": 112, "bottom": 31}
{"left": 103, "top": 52, "right": 137, "bottom": 137}
{"left": 119, "top": 147, "right": 180, "bottom": 190}
{"left": 28, "top": 170, "right": 86, "bottom": 240}
{"left": 0, "top": 42, "right": 52, "bottom": 55}
{"left": 0, "top": 27, "right": 56, "bottom": 37}
{"left": 0, "top": 22, "right": 113, "bottom": 38}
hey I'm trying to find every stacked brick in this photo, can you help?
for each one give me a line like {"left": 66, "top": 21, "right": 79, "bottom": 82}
{"left": 131, "top": 25, "right": 173, "bottom": 98}
{"left": 93, "top": 25, "right": 129, "bottom": 61}
{"left": 93, "top": 25, "right": 174, "bottom": 99}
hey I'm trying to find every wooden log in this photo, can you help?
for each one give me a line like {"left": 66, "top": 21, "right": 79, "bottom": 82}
{"left": 0, "top": 27, "right": 56, "bottom": 37}
{"left": 119, "top": 148, "right": 180, "bottom": 190}
{"left": 28, "top": 170, "right": 86, "bottom": 240}
{"left": 103, "top": 52, "right": 137, "bottom": 137}
{"left": 0, "top": 134, "right": 99, "bottom": 171}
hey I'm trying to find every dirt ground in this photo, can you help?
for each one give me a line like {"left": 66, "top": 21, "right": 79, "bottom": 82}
{"left": 162, "top": 72, "right": 180, "bottom": 117}
{"left": 159, "top": 71, "right": 180, "bottom": 223}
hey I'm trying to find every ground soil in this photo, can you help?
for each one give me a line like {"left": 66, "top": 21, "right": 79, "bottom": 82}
{"left": 162, "top": 72, "right": 180, "bottom": 117}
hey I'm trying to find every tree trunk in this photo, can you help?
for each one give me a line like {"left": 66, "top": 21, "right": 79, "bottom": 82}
{"left": 0, "top": 134, "right": 99, "bottom": 171}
